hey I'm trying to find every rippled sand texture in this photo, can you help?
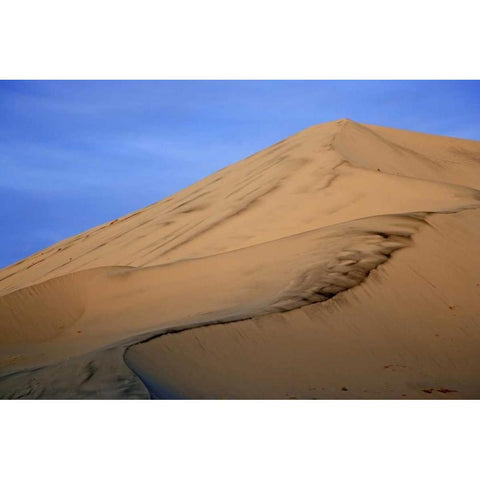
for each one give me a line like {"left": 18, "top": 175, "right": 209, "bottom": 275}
{"left": 1, "top": 119, "right": 479, "bottom": 398}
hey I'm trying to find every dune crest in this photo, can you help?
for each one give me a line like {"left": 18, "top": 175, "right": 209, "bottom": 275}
{"left": 0, "top": 213, "right": 429, "bottom": 367}
{"left": 1, "top": 119, "right": 480, "bottom": 398}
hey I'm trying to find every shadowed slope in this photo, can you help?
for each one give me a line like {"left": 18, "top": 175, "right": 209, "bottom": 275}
{"left": 0, "top": 346, "right": 148, "bottom": 399}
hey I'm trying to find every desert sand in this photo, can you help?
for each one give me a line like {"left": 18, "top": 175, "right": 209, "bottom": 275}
{"left": 1, "top": 118, "right": 479, "bottom": 398}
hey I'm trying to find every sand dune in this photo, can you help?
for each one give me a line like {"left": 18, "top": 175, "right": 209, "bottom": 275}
{"left": 1, "top": 119, "right": 479, "bottom": 399}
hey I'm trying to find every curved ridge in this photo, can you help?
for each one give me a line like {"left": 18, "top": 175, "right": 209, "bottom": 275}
{"left": 1, "top": 207, "right": 470, "bottom": 376}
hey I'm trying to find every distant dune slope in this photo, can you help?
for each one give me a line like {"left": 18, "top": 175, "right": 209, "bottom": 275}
{"left": 1, "top": 119, "right": 480, "bottom": 398}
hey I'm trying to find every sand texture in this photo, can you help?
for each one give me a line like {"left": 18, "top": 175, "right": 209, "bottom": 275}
{"left": 1, "top": 119, "right": 479, "bottom": 399}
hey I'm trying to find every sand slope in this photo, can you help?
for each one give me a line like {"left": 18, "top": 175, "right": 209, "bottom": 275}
{"left": 1, "top": 119, "right": 479, "bottom": 398}
{"left": 126, "top": 208, "right": 480, "bottom": 399}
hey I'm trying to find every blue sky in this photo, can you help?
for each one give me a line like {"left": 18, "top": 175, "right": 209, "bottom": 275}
{"left": 1, "top": 80, "right": 479, "bottom": 268}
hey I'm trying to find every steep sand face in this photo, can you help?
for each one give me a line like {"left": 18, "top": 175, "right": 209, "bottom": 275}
{"left": 1, "top": 119, "right": 479, "bottom": 398}
{"left": 335, "top": 121, "right": 480, "bottom": 188}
